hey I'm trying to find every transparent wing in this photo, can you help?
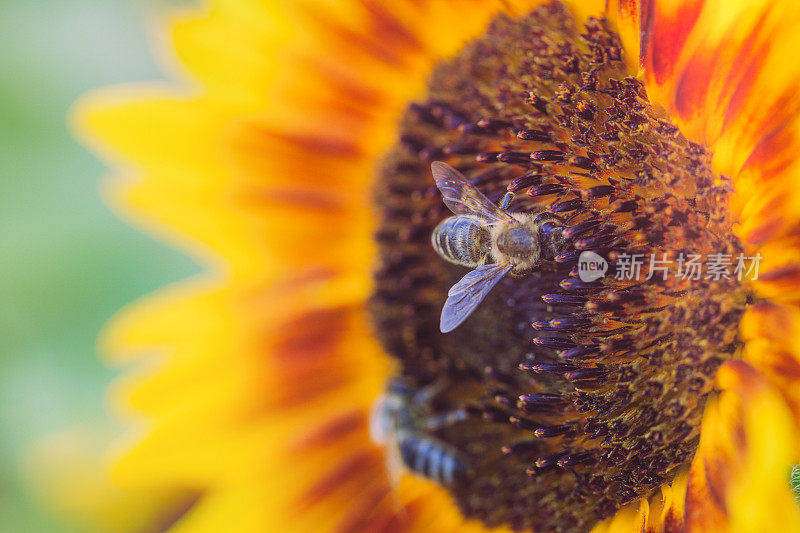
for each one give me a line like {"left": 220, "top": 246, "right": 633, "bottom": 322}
{"left": 440, "top": 263, "right": 513, "bottom": 333}
{"left": 431, "top": 161, "right": 515, "bottom": 224}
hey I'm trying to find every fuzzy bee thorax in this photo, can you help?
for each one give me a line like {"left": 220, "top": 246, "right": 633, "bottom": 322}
{"left": 490, "top": 213, "right": 541, "bottom": 270}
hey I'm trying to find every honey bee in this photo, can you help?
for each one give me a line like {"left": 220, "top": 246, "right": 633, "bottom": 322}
{"left": 370, "top": 379, "right": 471, "bottom": 487}
{"left": 430, "top": 161, "right": 570, "bottom": 332}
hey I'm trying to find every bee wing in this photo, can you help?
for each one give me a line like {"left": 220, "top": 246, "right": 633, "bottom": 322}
{"left": 431, "top": 161, "right": 515, "bottom": 224}
{"left": 440, "top": 263, "right": 513, "bottom": 333}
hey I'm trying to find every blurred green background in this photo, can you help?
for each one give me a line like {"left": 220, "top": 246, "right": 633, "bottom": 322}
{"left": 0, "top": 1, "right": 198, "bottom": 530}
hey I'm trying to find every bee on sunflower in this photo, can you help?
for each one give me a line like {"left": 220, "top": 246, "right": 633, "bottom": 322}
{"left": 60, "top": 0, "right": 800, "bottom": 531}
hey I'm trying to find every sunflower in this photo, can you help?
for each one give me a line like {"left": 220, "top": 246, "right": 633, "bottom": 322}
{"left": 66, "top": 0, "right": 800, "bottom": 531}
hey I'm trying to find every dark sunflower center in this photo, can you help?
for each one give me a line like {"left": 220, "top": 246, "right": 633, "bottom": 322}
{"left": 369, "top": 2, "right": 749, "bottom": 531}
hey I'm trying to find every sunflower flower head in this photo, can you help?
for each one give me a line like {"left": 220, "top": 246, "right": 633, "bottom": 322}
{"left": 371, "top": 5, "right": 748, "bottom": 529}
{"left": 64, "top": 0, "right": 800, "bottom": 531}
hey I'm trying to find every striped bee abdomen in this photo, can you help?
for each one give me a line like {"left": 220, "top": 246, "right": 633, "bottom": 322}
{"left": 431, "top": 215, "right": 491, "bottom": 267}
{"left": 398, "top": 433, "right": 469, "bottom": 485}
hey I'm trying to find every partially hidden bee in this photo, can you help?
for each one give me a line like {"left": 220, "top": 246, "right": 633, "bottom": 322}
{"left": 370, "top": 379, "right": 471, "bottom": 487}
{"left": 430, "top": 161, "right": 572, "bottom": 332}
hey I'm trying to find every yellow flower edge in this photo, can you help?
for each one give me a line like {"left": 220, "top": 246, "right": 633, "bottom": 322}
{"left": 48, "top": 0, "right": 800, "bottom": 531}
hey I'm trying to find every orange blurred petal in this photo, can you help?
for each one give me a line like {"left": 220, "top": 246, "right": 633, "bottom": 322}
{"left": 686, "top": 361, "right": 800, "bottom": 532}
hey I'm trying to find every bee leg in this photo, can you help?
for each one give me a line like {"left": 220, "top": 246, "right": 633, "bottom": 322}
{"left": 411, "top": 378, "right": 449, "bottom": 405}
{"left": 533, "top": 211, "right": 562, "bottom": 225}
{"left": 423, "top": 408, "right": 468, "bottom": 431}
{"left": 500, "top": 191, "right": 515, "bottom": 210}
